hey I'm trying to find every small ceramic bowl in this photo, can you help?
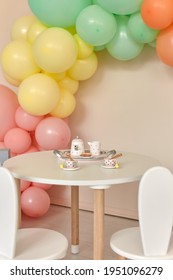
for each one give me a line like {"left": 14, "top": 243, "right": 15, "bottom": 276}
{"left": 63, "top": 159, "right": 78, "bottom": 169}
{"left": 103, "top": 158, "right": 116, "bottom": 167}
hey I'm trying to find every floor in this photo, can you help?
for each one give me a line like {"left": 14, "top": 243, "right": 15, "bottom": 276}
{"left": 21, "top": 205, "right": 138, "bottom": 260}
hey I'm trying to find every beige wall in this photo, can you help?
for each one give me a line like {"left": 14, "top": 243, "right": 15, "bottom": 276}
{"left": 1, "top": 1, "right": 173, "bottom": 219}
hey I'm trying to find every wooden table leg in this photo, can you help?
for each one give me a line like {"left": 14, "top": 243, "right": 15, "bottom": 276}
{"left": 93, "top": 188, "right": 105, "bottom": 260}
{"left": 71, "top": 185, "right": 79, "bottom": 254}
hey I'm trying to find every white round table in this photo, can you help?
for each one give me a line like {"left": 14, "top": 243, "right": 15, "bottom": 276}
{"left": 4, "top": 150, "right": 159, "bottom": 259}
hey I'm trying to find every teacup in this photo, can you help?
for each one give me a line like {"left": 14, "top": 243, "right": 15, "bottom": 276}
{"left": 103, "top": 158, "right": 116, "bottom": 167}
{"left": 63, "top": 159, "right": 78, "bottom": 169}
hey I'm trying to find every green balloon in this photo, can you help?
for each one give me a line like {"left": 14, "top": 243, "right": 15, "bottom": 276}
{"left": 28, "top": 0, "right": 92, "bottom": 28}
{"left": 76, "top": 5, "right": 117, "bottom": 46}
{"left": 128, "top": 13, "right": 159, "bottom": 43}
{"left": 106, "top": 16, "right": 144, "bottom": 61}
{"left": 94, "top": 0, "right": 143, "bottom": 15}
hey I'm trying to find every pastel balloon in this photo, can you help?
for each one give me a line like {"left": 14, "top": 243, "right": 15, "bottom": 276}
{"left": 107, "top": 16, "right": 144, "bottom": 61}
{"left": 28, "top": 0, "right": 92, "bottom": 28}
{"left": 21, "top": 187, "right": 50, "bottom": 218}
{"left": 11, "top": 15, "right": 36, "bottom": 40}
{"left": 25, "top": 145, "right": 39, "bottom": 153}
{"left": 156, "top": 24, "right": 173, "bottom": 66}
{"left": 31, "top": 182, "right": 52, "bottom": 190}
{"left": 76, "top": 5, "right": 117, "bottom": 46}
{"left": 32, "top": 27, "right": 78, "bottom": 73}
{"left": 128, "top": 13, "right": 159, "bottom": 43}
{"left": 50, "top": 88, "right": 76, "bottom": 118}
{"left": 3, "top": 72, "right": 20, "bottom": 87}
{"left": 42, "top": 70, "right": 66, "bottom": 82}
{"left": 27, "top": 20, "right": 47, "bottom": 44}
{"left": 0, "top": 85, "right": 19, "bottom": 141}
{"left": 35, "top": 117, "right": 71, "bottom": 150}
{"left": 94, "top": 0, "right": 143, "bottom": 15}
{"left": 18, "top": 73, "right": 60, "bottom": 116}
{"left": 59, "top": 76, "right": 79, "bottom": 94}
{"left": 15, "top": 106, "right": 44, "bottom": 131}
{"left": 20, "top": 180, "right": 31, "bottom": 192}
{"left": 1, "top": 40, "right": 40, "bottom": 83}
{"left": 74, "top": 34, "right": 93, "bottom": 59}
{"left": 68, "top": 52, "right": 98, "bottom": 81}
{"left": 4, "top": 127, "right": 32, "bottom": 154}
{"left": 141, "top": 0, "right": 173, "bottom": 30}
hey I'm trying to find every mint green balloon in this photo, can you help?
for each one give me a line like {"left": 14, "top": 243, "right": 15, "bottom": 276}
{"left": 28, "top": 0, "right": 92, "bottom": 28}
{"left": 107, "top": 16, "right": 144, "bottom": 61}
{"left": 94, "top": 0, "right": 143, "bottom": 15}
{"left": 76, "top": 5, "right": 117, "bottom": 46}
{"left": 128, "top": 13, "right": 159, "bottom": 43}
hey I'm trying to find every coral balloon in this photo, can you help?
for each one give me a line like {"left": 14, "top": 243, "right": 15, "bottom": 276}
{"left": 11, "top": 15, "right": 36, "bottom": 40}
{"left": 50, "top": 88, "right": 76, "bottom": 118}
{"left": 156, "top": 24, "right": 173, "bottom": 67}
{"left": 68, "top": 52, "right": 98, "bottom": 81}
{"left": 15, "top": 106, "right": 44, "bottom": 131}
{"left": 76, "top": 5, "right": 117, "bottom": 46}
{"left": 94, "top": 0, "right": 143, "bottom": 15}
{"left": 141, "top": 0, "right": 173, "bottom": 30}
{"left": 1, "top": 40, "right": 40, "bottom": 83}
{"left": 31, "top": 182, "right": 52, "bottom": 190}
{"left": 0, "top": 85, "right": 19, "bottom": 141}
{"left": 28, "top": 0, "right": 92, "bottom": 28}
{"left": 18, "top": 73, "right": 60, "bottom": 116}
{"left": 20, "top": 180, "right": 31, "bottom": 192}
{"left": 32, "top": 27, "right": 78, "bottom": 73}
{"left": 35, "top": 117, "right": 71, "bottom": 150}
{"left": 21, "top": 187, "right": 50, "bottom": 218}
{"left": 4, "top": 127, "right": 32, "bottom": 154}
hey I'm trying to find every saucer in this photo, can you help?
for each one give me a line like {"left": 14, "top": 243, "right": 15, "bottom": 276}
{"left": 101, "top": 164, "right": 116, "bottom": 169}
{"left": 62, "top": 166, "right": 80, "bottom": 171}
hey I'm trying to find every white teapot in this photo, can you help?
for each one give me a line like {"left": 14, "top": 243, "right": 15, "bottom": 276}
{"left": 70, "top": 136, "right": 85, "bottom": 156}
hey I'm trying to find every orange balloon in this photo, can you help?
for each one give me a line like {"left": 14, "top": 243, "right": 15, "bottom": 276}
{"left": 156, "top": 23, "right": 173, "bottom": 66}
{"left": 141, "top": 0, "right": 173, "bottom": 30}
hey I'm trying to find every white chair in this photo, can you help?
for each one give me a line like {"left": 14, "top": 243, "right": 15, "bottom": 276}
{"left": 110, "top": 166, "right": 173, "bottom": 259}
{"left": 0, "top": 167, "right": 68, "bottom": 259}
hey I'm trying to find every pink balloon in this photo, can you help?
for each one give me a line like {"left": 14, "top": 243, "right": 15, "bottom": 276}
{"left": 20, "top": 180, "right": 31, "bottom": 192}
{"left": 15, "top": 106, "right": 44, "bottom": 131}
{"left": 0, "top": 141, "right": 17, "bottom": 157}
{"left": 4, "top": 127, "right": 32, "bottom": 154}
{"left": 25, "top": 145, "right": 39, "bottom": 153}
{"left": 21, "top": 186, "right": 50, "bottom": 218}
{"left": 35, "top": 116, "right": 71, "bottom": 150}
{"left": 31, "top": 182, "right": 52, "bottom": 190}
{"left": 0, "top": 84, "right": 19, "bottom": 141}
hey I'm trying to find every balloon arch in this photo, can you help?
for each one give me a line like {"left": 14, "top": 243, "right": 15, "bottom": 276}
{"left": 1, "top": 0, "right": 173, "bottom": 217}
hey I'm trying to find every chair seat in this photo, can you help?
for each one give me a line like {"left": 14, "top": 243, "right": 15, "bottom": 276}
{"left": 0, "top": 228, "right": 68, "bottom": 260}
{"left": 110, "top": 227, "right": 173, "bottom": 259}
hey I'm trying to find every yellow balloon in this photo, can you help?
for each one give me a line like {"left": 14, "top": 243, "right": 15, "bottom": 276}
{"left": 1, "top": 40, "right": 40, "bottom": 83}
{"left": 50, "top": 88, "right": 76, "bottom": 118}
{"left": 68, "top": 52, "right": 98, "bottom": 81}
{"left": 66, "top": 26, "right": 76, "bottom": 35}
{"left": 11, "top": 15, "right": 36, "bottom": 40}
{"left": 74, "top": 34, "right": 93, "bottom": 59}
{"left": 27, "top": 20, "right": 47, "bottom": 44}
{"left": 18, "top": 73, "right": 60, "bottom": 116}
{"left": 32, "top": 27, "right": 78, "bottom": 73}
{"left": 59, "top": 76, "right": 79, "bottom": 94}
{"left": 42, "top": 70, "right": 66, "bottom": 82}
{"left": 3, "top": 72, "right": 20, "bottom": 87}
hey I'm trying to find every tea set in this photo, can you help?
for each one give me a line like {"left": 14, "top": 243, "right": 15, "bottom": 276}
{"left": 54, "top": 136, "right": 122, "bottom": 171}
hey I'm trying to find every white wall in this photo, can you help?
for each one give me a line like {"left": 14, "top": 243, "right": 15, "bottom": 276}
{"left": 1, "top": 1, "right": 173, "bottom": 219}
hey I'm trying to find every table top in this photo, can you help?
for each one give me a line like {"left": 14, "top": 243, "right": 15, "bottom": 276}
{"left": 3, "top": 150, "right": 159, "bottom": 187}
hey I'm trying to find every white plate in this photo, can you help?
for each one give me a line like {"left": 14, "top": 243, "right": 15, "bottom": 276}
{"left": 101, "top": 165, "right": 116, "bottom": 169}
{"left": 61, "top": 150, "right": 107, "bottom": 161}
{"left": 62, "top": 166, "right": 80, "bottom": 171}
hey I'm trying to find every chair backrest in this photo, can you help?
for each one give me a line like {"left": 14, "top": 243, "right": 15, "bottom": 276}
{"left": 138, "top": 166, "right": 173, "bottom": 257}
{"left": 0, "top": 167, "right": 18, "bottom": 258}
